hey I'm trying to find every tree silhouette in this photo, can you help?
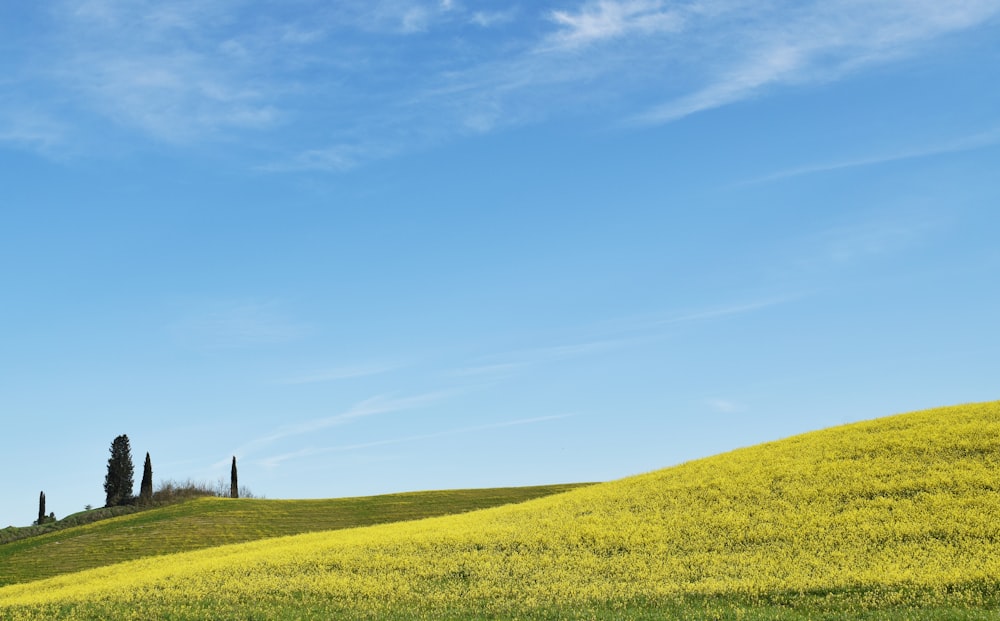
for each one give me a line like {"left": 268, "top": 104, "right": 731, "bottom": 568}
{"left": 140, "top": 452, "right": 153, "bottom": 505}
{"left": 104, "top": 434, "right": 135, "bottom": 507}
{"left": 37, "top": 491, "right": 46, "bottom": 525}
{"left": 231, "top": 456, "right": 238, "bottom": 499}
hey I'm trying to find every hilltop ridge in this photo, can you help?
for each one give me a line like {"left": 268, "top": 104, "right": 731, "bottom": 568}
{"left": 0, "top": 483, "right": 590, "bottom": 587}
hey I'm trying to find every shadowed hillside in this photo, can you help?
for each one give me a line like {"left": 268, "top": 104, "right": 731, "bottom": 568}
{"left": 0, "top": 483, "right": 590, "bottom": 587}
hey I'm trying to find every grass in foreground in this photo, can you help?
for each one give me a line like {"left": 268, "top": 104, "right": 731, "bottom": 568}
{"left": 0, "top": 483, "right": 590, "bottom": 586}
{"left": 2, "top": 401, "right": 999, "bottom": 620}
{"left": 3, "top": 589, "right": 1000, "bottom": 620}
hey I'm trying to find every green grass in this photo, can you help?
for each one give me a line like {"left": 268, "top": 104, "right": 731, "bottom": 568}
{"left": 0, "top": 483, "right": 590, "bottom": 587}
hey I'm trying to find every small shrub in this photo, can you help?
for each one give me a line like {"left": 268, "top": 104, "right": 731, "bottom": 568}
{"left": 152, "top": 479, "right": 258, "bottom": 502}
{"left": 152, "top": 479, "right": 217, "bottom": 503}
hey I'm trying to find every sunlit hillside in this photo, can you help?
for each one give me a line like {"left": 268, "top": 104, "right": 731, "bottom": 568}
{"left": 2, "top": 401, "right": 999, "bottom": 620}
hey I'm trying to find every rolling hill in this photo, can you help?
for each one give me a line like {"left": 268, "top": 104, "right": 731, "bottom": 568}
{"left": 0, "top": 483, "right": 590, "bottom": 587}
{"left": 2, "top": 401, "right": 999, "bottom": 620}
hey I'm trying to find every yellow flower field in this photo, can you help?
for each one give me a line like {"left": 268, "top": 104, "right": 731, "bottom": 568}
{"left": 2, "top": 401, "right": 999, "bottom": 619}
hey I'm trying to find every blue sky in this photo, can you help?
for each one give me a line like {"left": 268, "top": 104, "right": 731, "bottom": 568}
{"left": 2, "top": 0, "right": 999, "bottom": 527}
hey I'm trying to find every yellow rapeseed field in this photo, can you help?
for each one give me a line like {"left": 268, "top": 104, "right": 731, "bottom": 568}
{"left": 2, "top": 401, "right": 999, "bottom": 619}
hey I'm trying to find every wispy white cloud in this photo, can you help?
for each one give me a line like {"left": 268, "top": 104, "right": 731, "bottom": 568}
{"left": 631, "top": 42, "right": 806, "bottom": 125}
{"left": 257, "top": 447, "right": 315, "bottom": 468}
{"left": 469, "top": 9, "right": 518, "bottom": 28}
{"left": 43, "top": 0, "right": 288, "bottom": 143}
{"left": 747, "top": 126, "right": 1000, "bottom": 184}
{"left": 401, "top": 7, "right": 433, "bottom": 33}
{"left": 65, "top": 51, "right": 280, "bottom": 143}
{"left": 258, "top": 413, "right": 574, "bottom": 468}
{"left": 328, "top": 0, "right": 462, "bottom": 34}
{"left": 819, "top": 212, "right": 941, "bottom": 265}
{"left": 0, "top": 110, "right": 67, "bottom": 154}
{"left": 454, "top": 295, "right": 797, "bottom": 381}
{"left": 10, "top": 1, "right": 998, "bottom": 165}
{"left": 629, "top": 0, "right": 1000, "bottom": 125}
{"left": 392, "top": 0, "right": 1000, "bottom": 162}
{"left": 259, "top": 142, "right": 399, "bottom": 173}
{"left": 767, "top": 207, "right": 945, "bottom": 276}
{"left": 600, "top": 296, "right": 800, "bottom": 335}
{"left": 231, "top": 391, "right": 453, "bottom": 463}
{"left": 547, "top": 0, "right": 684, "bottom": 49}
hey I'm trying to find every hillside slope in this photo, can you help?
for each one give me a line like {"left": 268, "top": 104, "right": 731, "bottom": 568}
{"left": 2, "top": 401, "right": 999, "bottom": 620}
{"left": 0, "top": 483, "right": 589, "bottom": 586}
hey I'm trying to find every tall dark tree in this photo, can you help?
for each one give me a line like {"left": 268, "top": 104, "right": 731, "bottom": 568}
{"left": 140, "top": 452, "right": 153, "bottom": 505}
{"left": 230, "top": 456, "right": 238, "bottom": 499}
{"left": 104, "top": 434, "right": 135, "bottom": 507}
{"left": 37, "top": 491, "right": 46, "bottom": 525}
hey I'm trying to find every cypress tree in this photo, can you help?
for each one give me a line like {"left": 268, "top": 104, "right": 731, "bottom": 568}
{"left": 104, "top": 434, "right": 135, "bottom": 507}
{"left": 230, "top": 456, "right": 238, "bottom": 499}
{"left": 140, "top": 452, "right": 153, "bottom": 505}
{"left": 37, "top": 491, "right": 46, "bottom": 525}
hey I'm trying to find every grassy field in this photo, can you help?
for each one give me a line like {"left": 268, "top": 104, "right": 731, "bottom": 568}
{"left": 0, "top": 483, "right": 589, "bottom": 586}
{"left": 2, "top": 401, "right": 999, "bottom": 620}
